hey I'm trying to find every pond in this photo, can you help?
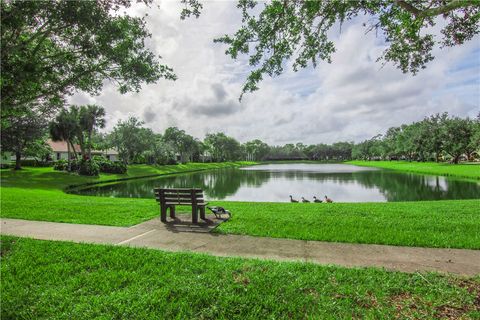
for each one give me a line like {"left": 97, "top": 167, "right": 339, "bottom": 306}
{"left": 72, "top": 163, "right": 480, "bottom": 202}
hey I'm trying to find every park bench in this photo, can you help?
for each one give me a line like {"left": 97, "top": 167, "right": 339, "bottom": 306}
{"left": 154, "top": 188, "right": 207, "bottom": 223}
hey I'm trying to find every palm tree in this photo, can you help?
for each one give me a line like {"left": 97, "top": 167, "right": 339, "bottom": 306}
{"left": 79, "top": 105, "right": 106, "bottom": 159}
{"left": 49, "top": 108, "right": 79, "bottom": 171}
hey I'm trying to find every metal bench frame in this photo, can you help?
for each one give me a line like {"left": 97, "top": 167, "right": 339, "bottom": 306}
{"left": 154, "top": 188, "right": 207, "bottom": 223}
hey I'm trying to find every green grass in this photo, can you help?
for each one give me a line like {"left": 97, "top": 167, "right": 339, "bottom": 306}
{"left": 1, "top": 187, "right": 159, "bottom": 226}
{"left": 214, "top": 200, "right": 480, "bottom": 249}
{"left": 2, "top": 236, "right": 479, "bottom": 319}
{"left": 348, "top": 160, "right": 480, "bottom": 180}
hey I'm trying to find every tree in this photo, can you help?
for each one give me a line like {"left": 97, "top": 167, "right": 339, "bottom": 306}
{"left": 142, "top": 134, "right": 177, "bottom": 165}
{"left": 204, "top": 133, "right": 242, "bottom": 162}
{"left": 1, "top": 109, "right": 49, "bottom": 170}
{"left": 199, "top": 0, "right": 479, "bottom": 97}
{"left": 1, "top": 0, "right": 176, "bottom": 119}
{"left": 163, "top": 127, "right": 198, "bottom": 163}
{"left": 244, "top": 139, "right": 270, "bottom": 161}
{"left": 443, "top": 116, "right": 473, "bottom": 163}
{"left": 24, "top": 139, "right": 53, "bottom": 164}
{"left": 110, "top": 117, "right": 153, "bottom": 164}
{"left": 79, "top": 105, "right": 106, "bottom": 159}
{"left": 470, "top": 114, "right": 480, "bottom": 160}
{"left": 425, "top": 113, "right": 449, "bottom": 162}
{"left": 49, "top": 108, "right": 80, "bottom": 170}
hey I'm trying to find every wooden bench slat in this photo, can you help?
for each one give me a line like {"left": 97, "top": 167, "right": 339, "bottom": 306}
{"left": 164, "top": 202, "right": 207, "bottom": 206}
{"left": 154, "top": 188, "right": 202, "bottom": 192}
{"left": 155, "top": 193, "right": 203, "bottom": 197}
{"left": 155, "top": 198, "right": 204, "bottom": 201}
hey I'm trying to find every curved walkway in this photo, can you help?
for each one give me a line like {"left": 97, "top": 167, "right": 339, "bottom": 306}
{"left": 1, "top": 217, "right": 479, "bottom": 276}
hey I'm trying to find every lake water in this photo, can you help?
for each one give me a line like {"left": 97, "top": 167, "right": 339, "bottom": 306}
{"left": 72, "top": 163, "right": 480, "bottom": 202}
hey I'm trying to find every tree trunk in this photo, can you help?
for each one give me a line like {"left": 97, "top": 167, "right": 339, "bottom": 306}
{"left": 87, "top": 131, "right": 92, "bottom": 160}
{"left": 14, "top": 151, "right": 22, "bottom": 170}
{"left": 453, "top": 155, "right": 460, "bottom": 164}
{"left": 67, "top": 141, "right": 71, "bottom": 172}
{"left": 69, "top": 140, "right": 78, "bottom": 160}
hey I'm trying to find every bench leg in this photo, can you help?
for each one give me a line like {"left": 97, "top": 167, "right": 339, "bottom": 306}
{"left": 192, "top": 205, "right": 198, "bottom": 224}
{"left": 199, "top": 206, "right": 206, "bottom": 220}
{"left": 169, "top": 205, "right": 176, "bottom": 219}
{"left": 160, "top": 205, "right": 167, "bottom": 222}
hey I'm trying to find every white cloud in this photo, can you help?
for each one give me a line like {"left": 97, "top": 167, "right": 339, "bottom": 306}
{"left": 69, "top": 1, "right": 480, "bottom": 144}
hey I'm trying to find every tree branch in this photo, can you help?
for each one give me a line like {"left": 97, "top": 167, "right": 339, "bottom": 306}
{"left": 395, "top": 1, "right": 421, "bottom": 16}
{"left": 396, "top": 0, "right": 471, "bottom": 18}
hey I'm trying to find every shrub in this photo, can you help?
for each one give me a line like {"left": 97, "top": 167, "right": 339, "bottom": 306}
{"left": 102, "top": 161, "right": 127, "bottom": 174}
{"left": 19, "top": 159, "right": 52, "bottom": 167}
{"left": 0, "top": 163, "right": 12, "bottom": 169}
{"left": 78, "top": 159, "right": 100, "bottom": 176}
{"left": 92, "top": 155, "right": 127, "bottom": 174}
{"left": 53, "top": 159, "right": 68, "bottom": 171}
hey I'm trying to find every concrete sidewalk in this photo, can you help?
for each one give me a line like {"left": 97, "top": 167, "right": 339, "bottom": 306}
{"left": 1, "top": 217, "right": 479, "bottom": 276}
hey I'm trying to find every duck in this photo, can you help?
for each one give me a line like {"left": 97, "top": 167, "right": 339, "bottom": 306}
{"left": 313, "top": 196, "right": 322, "bottom": 203}
{"left": 289, "top": 195, "right": 299, "bottom": 203}
{"left": 301, "top": 197, "right": 310, "bottom": 203}
{"left": 324, "top": 195, "right": 333, "bottom": 203}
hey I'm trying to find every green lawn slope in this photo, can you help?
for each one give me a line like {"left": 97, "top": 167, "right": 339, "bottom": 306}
{"left": 2, "top": 236, "right": 479, "bottom": 319}
{"left": 348, "top": 160, "right": 480, "bottom": 180}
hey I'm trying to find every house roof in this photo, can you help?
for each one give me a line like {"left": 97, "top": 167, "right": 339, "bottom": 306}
{"left": 92, "top": 148, "right": 119, "bottom": 155}
{"left": 47, "top": 140, "right": 81, "bottom": 153}
{"left": 47, "top": 140, "right": 119, "bottom": 155}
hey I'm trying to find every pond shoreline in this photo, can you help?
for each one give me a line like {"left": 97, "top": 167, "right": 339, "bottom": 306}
{"left": 72, "top": 162, "right": 480, "bottom": 203}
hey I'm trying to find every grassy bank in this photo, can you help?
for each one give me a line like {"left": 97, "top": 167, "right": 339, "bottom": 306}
{"left": 2, "top": 236, "right": 479, "bottom": 319}
{"left": 214, "top": 200, "right": 480, "bottom": 249}
{"left": 0, "top": 162, "right": 254, "bottom": 226}
{"left": 348, "top": 160, "right": 480, "bottom": 180}
{"left": 0, "top": 161, "right": 256, "bottom": 190}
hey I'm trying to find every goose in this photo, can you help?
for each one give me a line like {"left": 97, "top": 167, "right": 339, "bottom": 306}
{"left": 289, "top": 195, "right": 299, "bottom": 203}
{"left": 301, "top": 197, "right": 310, "bottom": 203}
{"left": 313, "top": 196, "right": 322, "bottom": 203}
{"left": 324, "top": 195, "right": 333, "bottom": 203}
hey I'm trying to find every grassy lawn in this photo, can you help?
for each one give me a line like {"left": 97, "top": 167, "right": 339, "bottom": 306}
{"left": 348, "top": 160, "right": 480, "bottom": 180}
{"left": 1, "top": 187, "right": 159, "bottom": 226}
{"left": 2, "top": 236, "right": 479, "bottom": 319}
{"left": 214, "top": 200, "right": 480, "bottom": 249}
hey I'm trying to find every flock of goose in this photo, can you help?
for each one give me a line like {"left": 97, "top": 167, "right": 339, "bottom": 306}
{"left": 289, "top": 195, "right": 333, "bottom": 203}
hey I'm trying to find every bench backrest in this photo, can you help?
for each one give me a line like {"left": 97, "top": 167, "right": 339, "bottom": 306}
{"left": 154, "top": 188, "right": 204, "bottom": 206}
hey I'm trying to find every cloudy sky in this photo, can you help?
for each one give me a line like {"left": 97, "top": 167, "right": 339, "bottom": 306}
{"left": 70, "top": 0, "right": 480, "bottom": 145}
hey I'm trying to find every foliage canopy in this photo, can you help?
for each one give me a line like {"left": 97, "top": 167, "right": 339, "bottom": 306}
{"left": 183, "top": 0, "right": 480, "bottom": 97}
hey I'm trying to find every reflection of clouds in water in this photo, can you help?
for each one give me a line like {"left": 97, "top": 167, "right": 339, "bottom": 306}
{"left": 242, "top": 163, "right": 379, "bottom": 173}
{"left": 424, "top": 176, "right": 448, "bottom": 191}
{"left": 229, "top": 178, "right": 386, "bottom": 203}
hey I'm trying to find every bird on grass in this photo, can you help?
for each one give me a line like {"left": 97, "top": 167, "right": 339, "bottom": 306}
{"left": 324, "top": 195, "right": 333, "bottom": 203}
{"left": 289, "top": 195, "right": 299, "bottom": 203}
{"left": 301, "top": 197, "right": 310, "bottom": 203}
{"left": 313, "top": 196, "right": 322, "bottom": 203}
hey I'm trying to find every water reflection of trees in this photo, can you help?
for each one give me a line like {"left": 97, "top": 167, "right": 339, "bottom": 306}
{"left": 76, "top": 169, "right": 271, "bottom": 199}
{"left": 269, "top": 170, "right": 480, "bottom": 201}
{"left": 76, "top": 168, "right": 480, "bottom": 201}
{"left": 350, "top": 171, "right": 480, "bottom": 201}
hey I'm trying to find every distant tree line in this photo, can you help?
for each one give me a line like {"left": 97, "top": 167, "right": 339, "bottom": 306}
{"left": 2, "top": 106, "right": 479, "bottom": 174}
{"left": 352, "top": 113, "right": 480, "bottom": 164}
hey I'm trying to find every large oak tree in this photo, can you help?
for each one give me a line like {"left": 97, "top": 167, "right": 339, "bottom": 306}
{"left": 1, "top": 0, "right": 176, "bottom": 118}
